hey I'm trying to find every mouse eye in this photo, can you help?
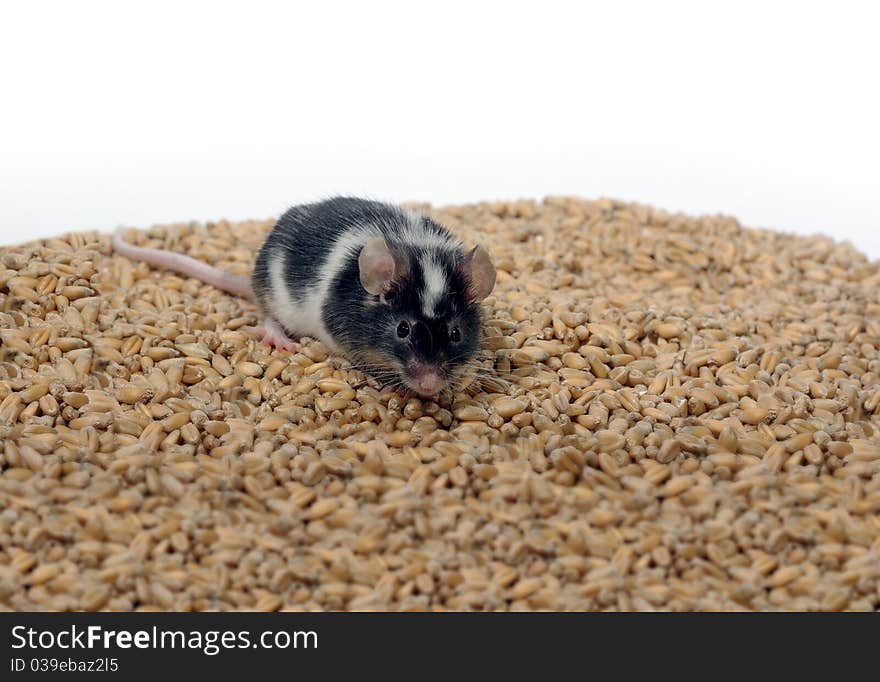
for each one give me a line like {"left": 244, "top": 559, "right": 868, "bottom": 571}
{"left": 450, "top": 327, "right": 461, "bottom": 343}
{"left": 396, "top": 321, "right": 410, "bottom": 339}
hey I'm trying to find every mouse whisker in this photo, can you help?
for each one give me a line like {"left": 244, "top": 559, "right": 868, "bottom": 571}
{"left": 452, "top": 364, "right": 515, "bottom": 395}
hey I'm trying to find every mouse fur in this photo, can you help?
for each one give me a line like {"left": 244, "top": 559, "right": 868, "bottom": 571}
{"left": 252, "top": 197, "right": 495, "bottom": 395}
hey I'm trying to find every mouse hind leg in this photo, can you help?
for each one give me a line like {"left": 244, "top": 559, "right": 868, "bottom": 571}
{"left": 253, "top": 316, "right": 300, "bottom": 352}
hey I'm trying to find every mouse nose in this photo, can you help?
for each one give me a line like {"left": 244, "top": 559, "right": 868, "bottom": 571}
{"left": 417, "top": 371, "right": 445, "bottom": 395}
{"left": 410, "top": 321, "right": 434, "bottom": 357}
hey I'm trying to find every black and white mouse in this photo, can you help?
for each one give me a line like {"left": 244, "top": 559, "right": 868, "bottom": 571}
{"left": 113, "top": 197, "right": 497, "bottom": 397}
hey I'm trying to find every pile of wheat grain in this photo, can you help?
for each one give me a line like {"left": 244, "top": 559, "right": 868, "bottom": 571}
{"left": 1, "top": 197, "right": 879, "bottom": 611}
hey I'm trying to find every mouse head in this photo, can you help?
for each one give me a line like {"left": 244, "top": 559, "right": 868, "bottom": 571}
{"left": 358, "top": 237, "right": 496, "bottom": 397}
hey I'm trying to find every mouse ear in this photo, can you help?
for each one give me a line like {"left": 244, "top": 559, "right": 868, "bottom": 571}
{"left": 359, "top": 238, "right": 401, "bottom": 295}
{"left": 460, "top": 245, "right": 496, "bottom": 301}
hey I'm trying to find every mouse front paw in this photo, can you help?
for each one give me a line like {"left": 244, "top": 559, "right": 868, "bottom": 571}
{"left": 253, "top": 317, "right": 300, "bottom": 352}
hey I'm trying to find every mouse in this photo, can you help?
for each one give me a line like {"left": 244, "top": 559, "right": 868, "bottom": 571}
{"left": 112, "top": 196, "right": 497, "bottom": 398}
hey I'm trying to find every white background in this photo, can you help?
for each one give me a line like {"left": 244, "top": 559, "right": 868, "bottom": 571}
{"left": 1, "top": 1, "right": 878, "bottom": 257}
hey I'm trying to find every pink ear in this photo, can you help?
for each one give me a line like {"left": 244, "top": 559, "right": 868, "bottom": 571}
{"left": 461, "top": 245, "right": 496, "bottom": 300}
{"left": 359, "top": 238, "right": 399, "bottom": 295}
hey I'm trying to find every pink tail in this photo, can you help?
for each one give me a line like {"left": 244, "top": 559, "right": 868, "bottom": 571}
{"left": 112, "top": 228, "right": 253, "bottom": 300}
